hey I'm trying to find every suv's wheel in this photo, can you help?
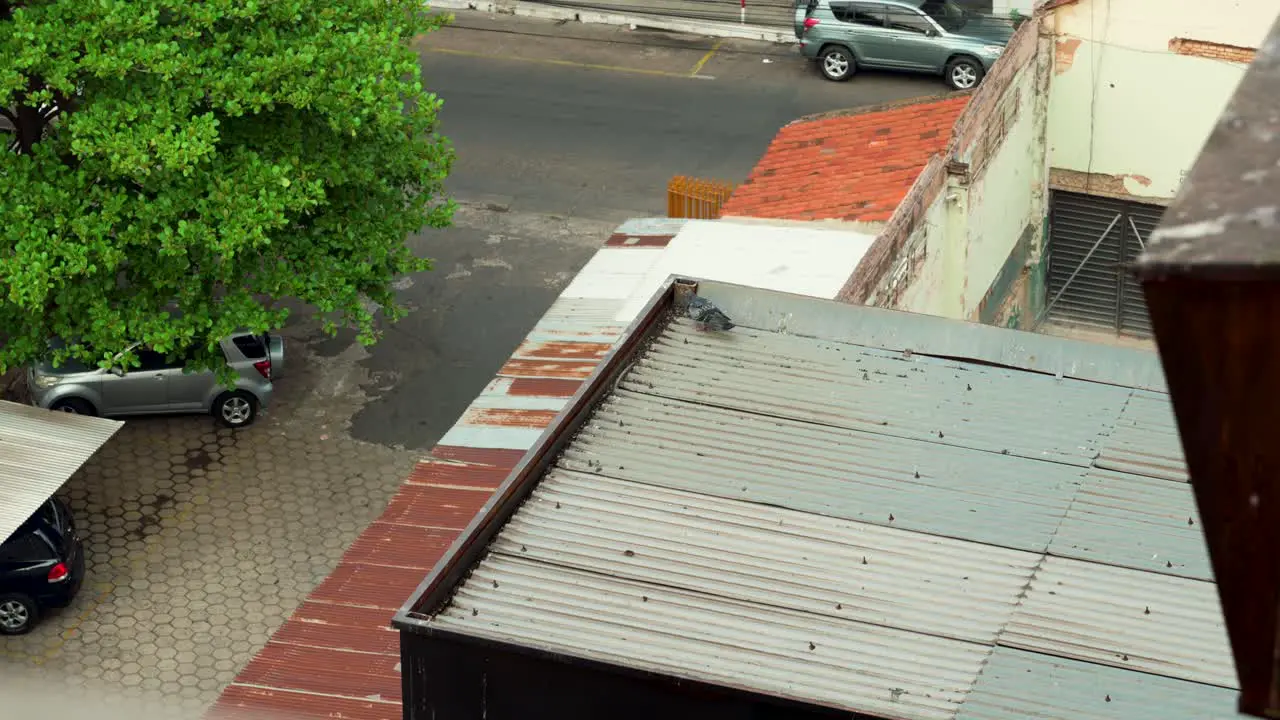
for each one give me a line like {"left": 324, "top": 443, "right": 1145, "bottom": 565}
{"left": 49, "top": 398, "right": 96, "bottom": 416}
{"left": 819, "top": 46, "right": 855, "bottom": 82}
{"left": 945, "top": 56, "right": 984, "bottom": 90}
{"left": 213, "top": 391, "right": 258, "bottom": 428}
{"left": 0, "top": 594, "right": 37, "bottom": 635}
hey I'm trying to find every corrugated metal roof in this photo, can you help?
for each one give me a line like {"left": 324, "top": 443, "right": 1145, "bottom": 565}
{"left": 562, "top": 389, "right": 1085, "bottom": 552}
{"left": 1094, "top": 390, "right": 1188, "bottom": 482}
{"left": 1001, "top": 554, "right": 1235, "bottom": 688}
{"left": 625, "top": 321, "right": 1131, "bottom": 467}
{"left": 955, "top": 646, "right": 1239, "bottom": 720}
{"left": 437, "top": 555, "right": 990, "bottom": 720}
{"left": 1049, "top": 468, "right": 1210, "bottom": 580}
{"left": 0, "top": 400, "right": 122, "bottom": 543}
{"left": 410, "top": 280, "right": 1227, "bottom": 718}
{"left": 488, "top": 470, "right": 1041, "bottom": 644}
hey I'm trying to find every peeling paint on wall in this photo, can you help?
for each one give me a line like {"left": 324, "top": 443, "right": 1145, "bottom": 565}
{"left": 1168, "top": 37, "right": 1257, "bottom": 63}
{"left": 1054, "top": 38, "right": 1082, "bottom": 74}
{"left": 1048, "top": 168, "right": 1170, "bottom": 203}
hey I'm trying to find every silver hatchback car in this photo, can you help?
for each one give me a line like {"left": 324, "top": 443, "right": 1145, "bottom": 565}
{"left": 28, "top": 331, "right": 284, "bottom": 428}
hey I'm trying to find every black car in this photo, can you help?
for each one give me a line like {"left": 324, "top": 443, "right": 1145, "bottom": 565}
{"left": 0, "top": 498, "right": 85, "bottom": 635}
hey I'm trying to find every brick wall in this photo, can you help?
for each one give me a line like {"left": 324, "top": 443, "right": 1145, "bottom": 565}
{"left": 1168, "top": 37, "right": 1256, "bottom": 64}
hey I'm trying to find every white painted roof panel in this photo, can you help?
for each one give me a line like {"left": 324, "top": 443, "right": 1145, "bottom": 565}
{"left": 0, "top": 400, "right": 122, "bottom": 543}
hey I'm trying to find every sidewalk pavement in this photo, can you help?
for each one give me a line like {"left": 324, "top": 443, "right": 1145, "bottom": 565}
{"left": 428, "top": 0, "right": 1006, "bottom": 44}
{"left": 429, "top": 0, "right": 798, "bottom": 43}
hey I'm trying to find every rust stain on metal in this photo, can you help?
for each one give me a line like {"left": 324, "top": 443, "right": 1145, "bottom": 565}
{"left": 409, "top": 458, "right": 513, "bottom": 488}
{"left": 309, "top": 562, "right": 426, "bottom": 609}
{"left": 464, "top": 407, "right": 560, "bottom": 429}
{"left": 517, "top": 340, "right": 614, "bottom": 360}
{"left": 1055, "top": 38, "right": 1082, "bottom": 75}
{"left": 214, "top": 686, "right": 401, "bottom": 720}
{"left": 235, "top": 642, "right": 403, "bottom": 701}
{"left": 604, "top": 233, "right": 676, "bottom": 247}
{"left": 272, "top": 614, "right": 400, "bottom": 655}
{"left": 346, "top": 521, "right": 461, "bottom": 570}
{"left": 429, "top": 445, "right": 527, "bottom": 467}
{"left": 508, "top": 377, "right": 583, "bottom": 397}
{"left": 380, "top": 483, "right": 494, "bottom": 529}
{"left": 500, "top": 358, "right": 598, "bottom": 379}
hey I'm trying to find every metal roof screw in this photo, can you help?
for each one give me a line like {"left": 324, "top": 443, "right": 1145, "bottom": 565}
{"left": 808, "top": 642, "right": 816, "bottom": 651}
{"left": 1121, "top": 654, "right": 1129, "bottom": 661}
{"left": 1144, "top": 606, "right": 1151, "bottom": 615}
{"left": 938, "top": 431, "right": 945, "bottom": 438}
{"left": 862, "top": 556, "right": 868, "bottom": 565}
{"left": 555, "top": 502, "right": 562, "bottom": 509}
{"left": 1001, "top": 449, "right": 1009, "bottom": 454}
{"left": 642, "top": 596, "right": 648, "bottom": 602}
{"left": 1166, "top": 561, "right": 1173, "bottom": 568}
{"left": 1105, "top": 695, "right": 1112, "bottom": 703}
{"left": 966, "top": 384, "right": 972, "bottom": 391}
{"left": 471, "top": 608, "right": 478, "bottom": 617}
{"left": 913, "top": 470, "right": 920, "bottom": 479}
{"left": 835, "top": 603, "right": 843, "bottom": 610}
{"left": 888, "top": 513, "right": 895, "bottom": 522}
{"left": 492, "top": 579, "right": 499, "bottom": 588}
{"left": 1188, "top": 516, "right": 1195, "bottom": 526}
{"left": 520, "top": 544, "right": 527, "bottom": 552}
{"left": 624, "top": 549, "right": 636, "bottom": 557}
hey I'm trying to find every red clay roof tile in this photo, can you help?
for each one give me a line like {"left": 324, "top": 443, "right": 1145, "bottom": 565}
{"left": 720, "top": 95, "right": 969, "bottom": 223}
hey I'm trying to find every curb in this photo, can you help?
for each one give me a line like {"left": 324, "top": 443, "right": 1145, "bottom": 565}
{"left": 429, "top": 0, "right": 796, "bottom": 43}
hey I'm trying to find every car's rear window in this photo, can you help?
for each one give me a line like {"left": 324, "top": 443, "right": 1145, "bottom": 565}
{"left": 0, "top": 532, "right": 55, "bottom": 563}
{"left": 231, "top": 335, "right": 267, "bottom": 360}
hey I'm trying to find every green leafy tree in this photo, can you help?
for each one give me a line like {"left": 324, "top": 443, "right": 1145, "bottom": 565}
{"left": 0, "top": 0, "right": 453, "bottom": 373}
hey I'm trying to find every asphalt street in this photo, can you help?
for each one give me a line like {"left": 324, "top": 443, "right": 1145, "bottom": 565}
{"left": 339, "top": 12, "right": 949, "bottom": 449}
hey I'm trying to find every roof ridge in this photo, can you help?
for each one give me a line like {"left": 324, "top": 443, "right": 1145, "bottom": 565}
{"left": 788, "top": 91, "right": 974, "bottom": 127}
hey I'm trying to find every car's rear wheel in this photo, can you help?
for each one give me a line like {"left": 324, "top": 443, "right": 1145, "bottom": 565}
{"left": 945, "top": 56, "right": 984, "bottom": 90}
{"left": 49, "top": 398, "right": 96, "bottom": 416}
{"left": 213, "top": 390, "right": 258, "bottom": 428}
{"left": 819, "top": 46, "right": 855, "bottom": 82}
{"left": 0, "top": 594, "right": 37, "bottom": 635}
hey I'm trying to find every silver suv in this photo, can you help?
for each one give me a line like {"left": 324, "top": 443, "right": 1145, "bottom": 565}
{"left": 795, "top": 0, "right": 1014, "bottom": 89}
{"left": 28, "top": 332, "right": 284, "bottom": 428}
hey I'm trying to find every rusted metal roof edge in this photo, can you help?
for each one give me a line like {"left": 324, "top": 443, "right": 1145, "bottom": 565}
{"left": 391, "top": 275, "right": 685, "bottom": 631}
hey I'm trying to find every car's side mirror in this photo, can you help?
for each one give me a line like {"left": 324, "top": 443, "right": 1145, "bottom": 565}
{"left": 108, "top": 366, "right": 125, "bottom": 377}
{"left": 925, "top": 27, "right": 936, "bottom": 36}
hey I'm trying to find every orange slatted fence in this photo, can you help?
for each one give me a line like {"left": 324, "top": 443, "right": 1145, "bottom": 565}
{"left": 667, "top": 176, "right": 737, "bottom": 219}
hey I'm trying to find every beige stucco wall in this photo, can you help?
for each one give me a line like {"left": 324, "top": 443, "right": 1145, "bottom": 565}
{"left": 962, "top": 54, "right": 1047, "bottom": 313}
{"left": 1046, "top": 0, "right": 1270, "bottom": 200}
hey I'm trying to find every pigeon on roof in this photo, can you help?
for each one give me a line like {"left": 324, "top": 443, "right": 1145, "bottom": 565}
{"left": 686, "top": 295, "right": 735, "bottom": 332}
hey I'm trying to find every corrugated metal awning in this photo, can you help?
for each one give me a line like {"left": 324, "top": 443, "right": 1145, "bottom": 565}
{"left": 0, "top": 400, "right": 123, "bottom": 542}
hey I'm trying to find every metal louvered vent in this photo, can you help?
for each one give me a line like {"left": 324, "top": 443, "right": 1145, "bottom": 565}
{"left": 1046, "top": 191, "right": 1165, "bottom": 338}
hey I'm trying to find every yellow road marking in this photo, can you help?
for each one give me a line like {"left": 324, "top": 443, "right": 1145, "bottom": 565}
{"left": 425, "top": 46, "right": 715, "bottom": 80}
{"left": 689, "top": 40, "right": 724, "bottom": 77}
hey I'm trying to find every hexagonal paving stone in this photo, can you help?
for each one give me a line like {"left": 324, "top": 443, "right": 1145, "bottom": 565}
{"left": 0, "top": 322, "right": 421, "bottom": 711}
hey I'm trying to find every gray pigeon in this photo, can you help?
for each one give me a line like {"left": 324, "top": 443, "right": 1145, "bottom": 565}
{"left": 686, "top": 295, "right": 735, "bottom": 332}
